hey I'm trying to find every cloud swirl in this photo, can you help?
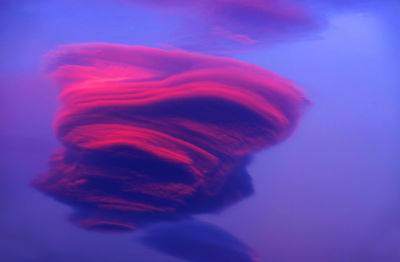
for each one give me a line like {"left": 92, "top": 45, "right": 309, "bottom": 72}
{"left": 32, "top": 43, "right": 307, "bottom": 232}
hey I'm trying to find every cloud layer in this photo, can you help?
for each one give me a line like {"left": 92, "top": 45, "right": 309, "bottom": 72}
{"left": 139, "top": 220, "right": 258, "bottom": 262}
{"left": 32, "top": 43, "right": 307, "bottom": 232}
{"left": 124, "top": 0, "right": 393, "bottom": 51}
{"left": 126, "top": 0, "right": 317, "bottom": 51}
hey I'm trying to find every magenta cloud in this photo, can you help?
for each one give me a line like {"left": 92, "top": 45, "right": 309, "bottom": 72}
{"left": 31, "top": 43, "right": 308, "bottom": 232}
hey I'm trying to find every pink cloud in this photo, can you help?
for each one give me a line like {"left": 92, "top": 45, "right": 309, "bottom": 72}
{"left": 32, "top": 43, "right": 308, "bottom": 232}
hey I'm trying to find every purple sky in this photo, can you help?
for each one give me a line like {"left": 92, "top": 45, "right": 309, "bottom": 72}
{"left": 1, "top": 0, "right": 399, "bottom": 261}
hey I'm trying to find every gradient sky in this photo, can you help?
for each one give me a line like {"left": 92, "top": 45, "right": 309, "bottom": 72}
{"left": 0, "top": 0, "right": 399, "bottom": 261}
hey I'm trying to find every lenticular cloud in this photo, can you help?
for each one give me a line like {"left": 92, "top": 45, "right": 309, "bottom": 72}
{"left": 32, "top": 43, "right": 307, "bottom": 232}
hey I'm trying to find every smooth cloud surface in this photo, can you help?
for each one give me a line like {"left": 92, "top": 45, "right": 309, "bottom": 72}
{"left": 32, "top": 43, "right": 307, "bottom": 232}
